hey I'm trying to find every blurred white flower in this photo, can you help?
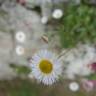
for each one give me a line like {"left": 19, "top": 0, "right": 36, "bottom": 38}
{"left": 69, "top": 82, "right": 80, "bottom": 92}
{"left": 65, "top": 45, "right": 96, "bottom": 79}
{"left": 41, "top": 16, "right": 48, "bottom": 24}
{"left": 81, "top": 79, "right": 94, "bottom": 92}
{"left": 30, "top": 50, "right": 62, "bottom": 85}
{"left": 52, "top": 9, "right": 63, "bottom": 19}
{"left": 15, "top": 46, "right": 25, "bottom": 55}
{"left": 16, "top": 31, "right": 26, "bottom": 43}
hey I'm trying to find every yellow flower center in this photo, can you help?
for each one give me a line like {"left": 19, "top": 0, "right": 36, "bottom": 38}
{"left": 39, "top": 59, "right": 53, "bottom": 74}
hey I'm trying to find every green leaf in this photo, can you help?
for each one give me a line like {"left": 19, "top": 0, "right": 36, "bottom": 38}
{"left": 58, "top": 4, "right": 96, "bottom": 49}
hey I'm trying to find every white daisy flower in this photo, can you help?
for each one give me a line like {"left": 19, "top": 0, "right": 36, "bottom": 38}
{"left": 30, "top": 50, "right": 62, "bottom": 85}
{"left": 69, "top": 82, "right": 80, "bottom": 92}
{"left": 15, "top": 31, "right": 26, "bottom": 43}
{"left": 52, "top": 9, "right": 63, "bottom": 19}
{"left": 15, "top": 46, "right": 25, "bottom": 56}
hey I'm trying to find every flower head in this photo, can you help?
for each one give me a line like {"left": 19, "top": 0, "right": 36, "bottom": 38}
{"left": 52, "top": 9, "right": 63, "bottom": 19}
{"left": 65, "top": 45, "right": 95, "bottom": 79}
{"left": 41, "top": 17, "right": 48, "bottom": 24}
{"left": 81, "top": 79, "right": 94, "bottom": 92}
{"left": 15, "top": 31, "right": 26, "bottom": 43}
{"left": 30, "top": 50, "right": 62, "bottom": 85}
{"left": 15, "top": 46, "right": 25, "bottom": 56}
{"left": 88, "top": 63, "right": 96, "bottom": 72}
{"left": 69, "top": 82, "right": 80, "bottom": 92}
{"left": 17, "top": 0, "right": 26, "bottom": 5}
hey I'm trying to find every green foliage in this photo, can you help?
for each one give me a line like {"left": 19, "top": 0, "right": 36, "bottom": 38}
{"left": 0, "top": 79, "right": 89, "bottom": 96}
{"left": 86, "top": 73, "right": 96, "bottom": 80}
{"left": 0, "top": 10, "right": 8, "bottom": 17}
{"left": 58, "top": 4, "right": 96, "bottom": 48}
{"left": 0, "top": 79, "right": 43, "bottom": 96}
{"left": 9, "top": 80, "right": 41, "bottom": 96}
{"left": 10, "top": 64, "right": 31, "bottom": 75}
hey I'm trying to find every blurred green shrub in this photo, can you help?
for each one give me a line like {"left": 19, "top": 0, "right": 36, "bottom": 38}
{"left": 58, "top": 4, "right": 96, "bottom": 48}
{"left": 10, "top": 64, "right": 31, "bottom": 75}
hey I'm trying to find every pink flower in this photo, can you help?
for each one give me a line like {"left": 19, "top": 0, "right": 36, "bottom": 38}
{"left": 87, "top": 62, "right": 96, "bottom": 73}
{"left": 91, "top": 63, "right": 96, "bottom": 72}
{"left": 17, "top": 0, "right": 26, "bottom": 5}
{"left": 89, "top": 80, "right": 96, "bottom": 86}
{"left": 82, "top": 79, "right": 94, "bottom": 92}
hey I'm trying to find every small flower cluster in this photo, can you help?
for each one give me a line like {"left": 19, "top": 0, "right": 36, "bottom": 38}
{"left": 29, "top": 44, "right": 96, "bottom": 90}
{"left": 15, "top": 31, "right": 26, "bottom": 56}
{"left": 17, "top": 0, "right": 63, "bottom": 24}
